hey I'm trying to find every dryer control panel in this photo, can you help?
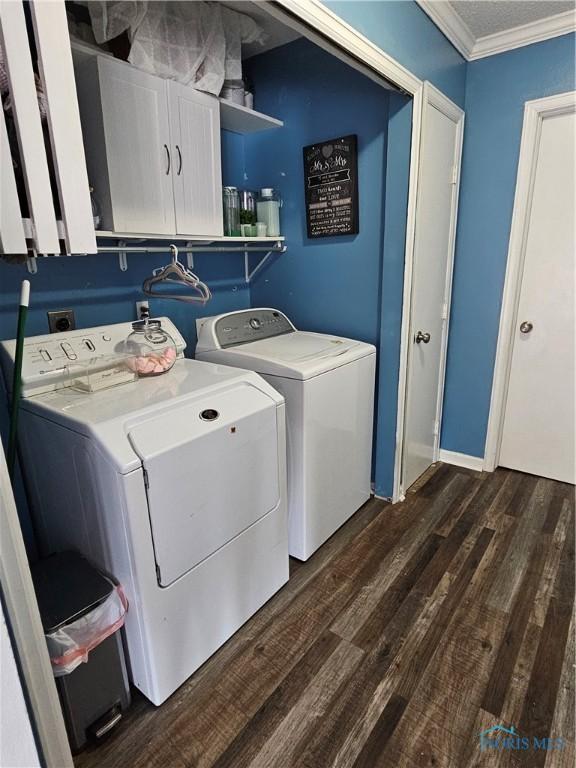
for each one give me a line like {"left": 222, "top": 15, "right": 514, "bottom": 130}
{"left": 197, "top": 309, "right": 295, "bottom": 351}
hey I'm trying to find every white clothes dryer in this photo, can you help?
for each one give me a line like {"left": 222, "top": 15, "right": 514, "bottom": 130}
{"left": 196, "top": 308, "right": 376, "bottom": 560}
{"left": 1, "top": 318, "right": 288, "bottom": 705}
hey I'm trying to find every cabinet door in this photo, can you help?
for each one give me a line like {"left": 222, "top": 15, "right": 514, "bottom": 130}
{"left": 168, "top": 83, "right": 223, "bottom": 237}
{"left": 98, "top": 57, "right": 175, "bottom": 234}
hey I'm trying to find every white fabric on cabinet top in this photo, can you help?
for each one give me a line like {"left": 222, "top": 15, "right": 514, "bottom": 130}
{"left": 86, "top": 1, "right": 265, "bottom": 95}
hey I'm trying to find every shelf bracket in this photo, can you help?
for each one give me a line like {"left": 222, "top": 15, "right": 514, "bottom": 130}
{"left": 118, "top": 241, "right": 127, "bottom": 272}
{"left": 186, "top": 242, "right": 194, "bottom": 270}
{"left": 244, "top": 241, "right": 285, "bottom": 284}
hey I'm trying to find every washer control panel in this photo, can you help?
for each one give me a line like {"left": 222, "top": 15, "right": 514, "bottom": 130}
{"left": 0, "top": 317, "right": 186, "bottom": 396}
{"left": 213, "top": 309, "right": 294, "bottom": 348}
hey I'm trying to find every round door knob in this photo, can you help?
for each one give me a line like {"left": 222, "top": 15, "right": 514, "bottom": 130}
{"left": 415, "top": 331, "right": 431, "bottom": 344}
{"left": 520, "top": 321, "right": 533, "bottom": 334}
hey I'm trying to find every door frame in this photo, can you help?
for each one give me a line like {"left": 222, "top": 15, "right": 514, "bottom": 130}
{"left": 399, "top": 82, "right": 465, "bottom": 497}
{"left": 484, "top": 90, "right": 576, "bottom": 472}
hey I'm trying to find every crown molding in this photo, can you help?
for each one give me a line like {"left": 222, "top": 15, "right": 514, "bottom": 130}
{"left": 469, "top": 9, "right": 576, "bottom": 60}
{"left": 416, "top": 2, "right": 576, "bottom": 62}
{"left": 416, "top": 0, "right": 475, "bottom": 59}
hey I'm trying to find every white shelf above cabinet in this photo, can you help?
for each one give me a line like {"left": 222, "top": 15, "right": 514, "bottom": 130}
{"left": 219, "top": 99, "right": 283, "bottom": 134}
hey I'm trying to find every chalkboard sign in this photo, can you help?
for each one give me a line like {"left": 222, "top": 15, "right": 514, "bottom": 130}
{"left": 303, "top": 134, "right": 359, "bottom": 238}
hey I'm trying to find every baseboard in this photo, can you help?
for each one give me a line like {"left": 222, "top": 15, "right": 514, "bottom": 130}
{"left": 438, "top": 449, "right": 485, "bottom": 472}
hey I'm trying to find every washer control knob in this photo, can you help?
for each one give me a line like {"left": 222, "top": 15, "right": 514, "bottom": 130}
{"left": 60, "top": 342, "right": 77, "bottom": 360}
{"left": 250, "top": 317, "right": 262, "bottom": 330}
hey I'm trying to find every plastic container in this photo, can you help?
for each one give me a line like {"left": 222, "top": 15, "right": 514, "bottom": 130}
{"left": 223, "top": 186, "right": 241, "bottom": 236}
{"left": 256, "top": 188, "right": 282, "bottom": 237}
{"left": 123, "top": 319, "right": 177, "bottom": 376}
{"left": 220, "top": 80, "right": 245, "bottom": 105}
{"left": 239, "top": 189, "right": 257, "bottom": 225}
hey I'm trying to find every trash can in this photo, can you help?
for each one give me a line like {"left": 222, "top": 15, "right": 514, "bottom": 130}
{"left": 31, "top": 551, "right": 131, "bottom": 752}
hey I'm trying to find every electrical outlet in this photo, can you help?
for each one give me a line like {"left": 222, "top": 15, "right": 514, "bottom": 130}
{"left": 48, "top": 309, "right": 76, "bottom": 333}
{"left": 136, "top": 301, "right": 150, "bottom": 320}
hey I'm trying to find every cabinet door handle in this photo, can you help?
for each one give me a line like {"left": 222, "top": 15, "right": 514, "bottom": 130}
{"left": 176, "top": 145, "right": 182, "bottom": 176}
{"left": 164, "top": 144, "right": 171, "bottom": 175}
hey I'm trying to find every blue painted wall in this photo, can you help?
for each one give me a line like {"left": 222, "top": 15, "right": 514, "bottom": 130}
{"left": 244, "top": 39, "right": 389, "bottom": 346}
{"left": 0, "top": 251, "right": 249, "bottom": 349}
{"left": 323, "top": 0, "right": 467, "bottom": 107}
{"left": 441, "top": 33, "right": 576, "bottom": 458}
{"left": 242, "top": 38, "right": 402, "bottom": 495}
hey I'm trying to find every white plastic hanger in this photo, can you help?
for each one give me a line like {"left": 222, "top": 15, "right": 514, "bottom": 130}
{"left": 142, "top": 244, "right": 211, "bottom": 304}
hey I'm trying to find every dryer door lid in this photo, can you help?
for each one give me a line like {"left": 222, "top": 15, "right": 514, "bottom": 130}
{"left": 128, "top": 384, "right": 279, "bottom": 586}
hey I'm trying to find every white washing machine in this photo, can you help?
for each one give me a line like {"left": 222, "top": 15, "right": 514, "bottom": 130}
{"left": 1, "top": 318, "right": 288, "bottom": 706}
{"left": 196, "top": 309, "right": 376, "bottom": 560}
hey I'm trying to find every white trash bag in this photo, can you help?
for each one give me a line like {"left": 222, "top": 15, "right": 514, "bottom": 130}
{"left": 45, "top": 585, "right": 128, "bottom": 677}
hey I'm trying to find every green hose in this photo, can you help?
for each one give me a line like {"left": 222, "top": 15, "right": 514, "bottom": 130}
{"left": 7, "top": 280, "right": 30, "bottom": 480}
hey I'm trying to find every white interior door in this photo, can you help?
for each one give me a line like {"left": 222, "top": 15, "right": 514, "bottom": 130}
{"left": 402, "top": 83, "right": 464, "bottom": 492}
{"left": 499, "top": 109, "right": 575, "bottom": 483}
{"left": 168, "top": 82, "right": 223, "bottom": 237}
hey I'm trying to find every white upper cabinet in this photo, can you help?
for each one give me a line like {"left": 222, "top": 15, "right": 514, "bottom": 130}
{"left": 75, "top": 54, "right": 224, "bottom": 238}
{"left": 75, "top": 56, "right": 176, "bottom": 235}
{"left": 168, "top": 82, "right": 223, "bottom": 238}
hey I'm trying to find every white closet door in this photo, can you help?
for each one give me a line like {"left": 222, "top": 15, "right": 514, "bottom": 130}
{"left": 0, "top": 100, "right": 26, "bottom": 254}
{"left": 168, "top": 83, "right": 223, "bottom": 237}
{"left": 0, "top": 0, "right": 59, "bottom": 254}
{"left": 98, "top": 58, "right": 175, "bottom": 235}
{"left": 499, "top": 110, "right": 575, "bottom": 483}
{"left": 30, "top": 0, "right": 96, "bottom": 254}
{"left": 402, "top": 84, "right": 464, "bottom": 492}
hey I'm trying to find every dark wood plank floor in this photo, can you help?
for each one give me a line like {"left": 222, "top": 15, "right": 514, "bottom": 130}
{"left": 75, "top": 464, "right": 575, "bottom": 768}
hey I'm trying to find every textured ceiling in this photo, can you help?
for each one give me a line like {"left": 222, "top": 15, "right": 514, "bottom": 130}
{"left": 449, "top": 0, "right": 575, "bottom": 37}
